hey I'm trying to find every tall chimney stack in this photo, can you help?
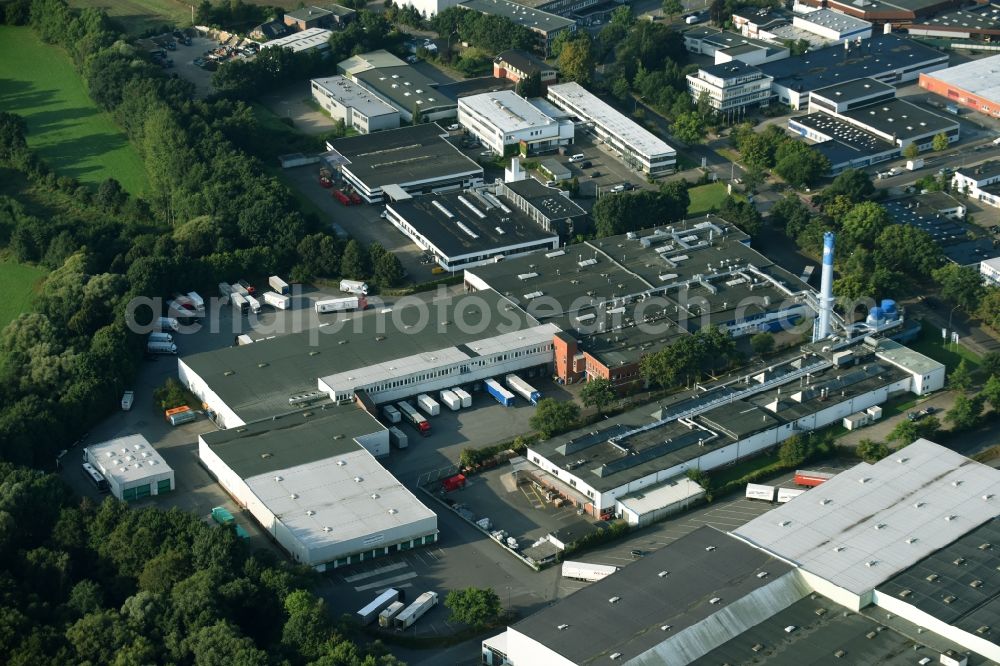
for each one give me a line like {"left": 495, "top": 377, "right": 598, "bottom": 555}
{"left": 817, "top": 232, "right": 835, "bottom": 340}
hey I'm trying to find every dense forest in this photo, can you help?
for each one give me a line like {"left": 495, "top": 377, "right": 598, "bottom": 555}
{"left": 0, "top": 464, "right": 401, "bottom": 664}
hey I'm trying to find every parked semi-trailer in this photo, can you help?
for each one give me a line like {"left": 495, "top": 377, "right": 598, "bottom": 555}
{"left": 186, "top": 291, "right": 205, "bottom": 312}
{"left": 417, "top": 394, "right": 440, "bottom": 416}
{"left": 746, "top": 483, "right": 777, "bottom": 502}
{"left": 505, "top": 374, "right": 540, "bottom": 405}
{"left": 357, "top": 588, "right": 401, "bottom": 626}
{"left": 147, "top": 340, "right": 178, "bottom": 355}
{"left": 218, "top": 282, "right": 232, "bottom": 297}
{"left": 484, "top": 378, "right": 514, "bottom": 407}
{"left": 315, "top": 296, "right": 366, "bottom": 313}
{"left": 777, "top": 487, "right": 806, "bottom": 503}
{"left": 230, "top": 292, "right": 249, "bottom": 314}
{"left": 561, "top": 561, "right": 619, "bottom": 582}
{"left": 268, "top": 275, "right": 290, "bottom": 295}
{"left": 246, "top": 295, "right": 262, "bottom": 314}
{"left": 439, "top": 389, "right": 461, "bottom": 411}
{"left": 394, "top": 591, "right": 437, "bottom": 630}
{"left": 260, "top": 291, "right": 289, "bottom": 310}
{"left": 379, "top": 601, "right": 405, "bottom": 628}
{"left": 149, "top": 332, "right": 173, "bottom": 343}
{"left": 451, "top": 387, "right": 472, "bottom": 408}
{"left": 382, "top": 404, "right": 401, "bottom": 424}
{"left": 156, "top": 316, "right": 179, "bottom": 332}
{"left": 339, "top": 279, "right": 369, "bottom": 295}
{"left": 397, "top": 401, "right": 430, "bottom": 436}
{"left": 389, "top": 426, "right": 408, "bottom": 449}
{"left": 794, "top": 470, "right": 835, "bottom": 487}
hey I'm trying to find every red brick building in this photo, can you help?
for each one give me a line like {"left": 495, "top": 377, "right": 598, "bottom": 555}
{"left": 493, "top": 49, "right": 558, "bottom": 89}
{"left": 920, "top": 56, "right": 1000, "bottom": 119}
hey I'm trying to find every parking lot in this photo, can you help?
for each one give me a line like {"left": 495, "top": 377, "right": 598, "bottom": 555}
{"left": 172, "top": 36, "right": 219, "bottom": 98}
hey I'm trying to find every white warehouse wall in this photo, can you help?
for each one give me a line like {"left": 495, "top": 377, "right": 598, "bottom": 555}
{"left": 873, "top": 590, "right": 1000, "bottom": 662}
{"left": 179, "top": 359, "right": 244, "bottom": 429}
{"left": 505, "top": 627, "right": 578, "bottom": 666}
{"left": 198, "top": 436, "right": 279, "bottom": 541}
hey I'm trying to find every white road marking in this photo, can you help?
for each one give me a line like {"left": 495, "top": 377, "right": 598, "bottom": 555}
{"left": 342, "top": 561, "right": 409, "bottom": 583}
{"left": 354, "top": 572, "right": 418, "bottom": 592}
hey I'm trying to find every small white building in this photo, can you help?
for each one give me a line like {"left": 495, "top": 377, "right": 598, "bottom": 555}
{"left": 310, "top": 76, "right": 399, "bottom": 134}
{"left": 261, "top": 27, "right": 332, "bottom": 54}
{"left": 952, "top": 161, "right": 1000, "bottom": 208}
{"left": 84, "top": 434, "right": 175, "bottom": 502}
{"left": 982, "top": 256, "right": 1000, "bottom": 285}
{"left": 458, "top": 90, "right": 573, "bottom": 156}
{"left": 792, "top": 9, "right": 872, "bottom": 43}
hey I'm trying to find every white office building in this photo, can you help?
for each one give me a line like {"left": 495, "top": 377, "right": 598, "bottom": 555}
{"left": 546, "top": 82, "right": 676, "bottom": 176}
{"left": 687, "top": 61, "right": 773, "bottom": 113}
{"left": 310, "top": 76, "right": 399, "bottom": 134}
{"left": 458, "top": 90, "right": 573, "bottom": 156}
{"left": 84, "top": 434, "right": 175, "bottom": 502}
{"left": 981, "top": 256, "right": 1000, "bottom": 285}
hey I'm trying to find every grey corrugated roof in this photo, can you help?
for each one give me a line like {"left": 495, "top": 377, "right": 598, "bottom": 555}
{"left": 733, "top": 439, "right": 1000, "bottom": 596}
{"left": 510, "top": 526, "right": 793, "bottom": 664}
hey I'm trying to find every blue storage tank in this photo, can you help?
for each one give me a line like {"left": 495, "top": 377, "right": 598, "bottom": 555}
{"left": 866, "top": 306, "right": 884, "bottom": 328}
{"left": 881, "top": 299, "right": 897, "bottom": 319}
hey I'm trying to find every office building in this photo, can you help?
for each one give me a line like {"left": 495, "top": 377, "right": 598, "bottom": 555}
{"left": 686, "top": 61, "right": 773, "bottom": 115}
{"left": 920, "top": 53, "right": 1000, "bottom": 119}
{"left": 458, "top": 90, "right": 573, "bottom": 156}
{"left": 310, "top": 76, "right": 399, "bottom": 134}
{"left": 547, "top": 82, "right": 676, "bottom": 175}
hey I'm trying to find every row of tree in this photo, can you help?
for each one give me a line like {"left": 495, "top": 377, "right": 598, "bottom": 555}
{"left": 0, "top": 465, "right": 399, "bottom": 664}
{"left": 731, "top": 123, "right": 830, "bottom": 189}
{"left": 591, "top": 182, "right": 690, "bottom": 237}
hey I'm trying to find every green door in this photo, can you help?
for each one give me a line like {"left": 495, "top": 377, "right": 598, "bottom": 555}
{"left": 157, "top": 479, "right": 172, "bottom": 494}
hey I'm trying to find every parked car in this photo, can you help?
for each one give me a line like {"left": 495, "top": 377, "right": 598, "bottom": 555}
{"left": 121, "top": 391, "right": 135, "bottom": 411}
{"left": 406, "top": 55, "right": 418, "bottom": 63}
{"left": 590, "top": 171, "right": 601, "bottom": 178}
{"left": 479, "top": 150, "right": 492, "bottom": 156}
{"left": 610, "top": 184, "right": 626, "bottom": 193}
{"left": 446, "top": 124, "right": 460, "bottom": 131}
{"left": 580, "top": 160, "right": 592, "bottom": 168}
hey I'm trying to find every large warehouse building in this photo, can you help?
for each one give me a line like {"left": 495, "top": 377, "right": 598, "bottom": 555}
{"left": 199, "top": 410, "right": 437, "bottom": 570}
{"left": 920, "top": 54, "right": 1000, "bottom": 119}
{"left": 484, "top": 440, "right": 999, "bottom": 665}
{"left": 324, "top": 124, "right": 483, "bottom": 203}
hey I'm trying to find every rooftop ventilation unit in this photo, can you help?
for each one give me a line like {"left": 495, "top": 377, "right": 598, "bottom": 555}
{"left": 557, "top": 624, "right": 569, "bottom": 630}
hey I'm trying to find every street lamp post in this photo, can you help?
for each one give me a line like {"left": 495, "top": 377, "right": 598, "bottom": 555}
{"left": 947, "top": 304, "right": 960, "bottom": 348}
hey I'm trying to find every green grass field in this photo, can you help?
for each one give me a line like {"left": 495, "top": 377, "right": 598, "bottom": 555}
{"left": 909, "top": 323, "right": 982, "bottom": 371}
{"left": 0, "top": 260, "right": 47, "bottom": 330}
{"left": 687, "top": 182, "right": 731, "bottom": 215}
{"left": 0, "top": 26, "right": 149, "bottom": 194}
{"left": 69, "top": 0, "right": 191, "bottom": 35}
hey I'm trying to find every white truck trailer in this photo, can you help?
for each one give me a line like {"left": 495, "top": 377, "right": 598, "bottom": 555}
{"left": 263, "top": 291, "right": 291, "bottom": 310}
{"left": 246, "top": 295, "right": 262, "bottom": 314}
{"left": 268, "top": 275, "right": 290, "bottom": 294}
{"left": 416, "top": 394, "right": 440, "bottom": 416}
{"left": 340, "top": 279, "right": 369, "bottom": 295}
{"left": 505, "top": 374, "right": 540, "bottom": 404}
{"left": 439, "top": 389, "right": 461, "bottom": 411}
{"left": 315, "top": 296, "right": 366, "bottom": 313}
{"left": 379, "top": 601, "right": 405, "bottom": 628}
{"left": 452, "top": 387, "right": 472, "bottom": 408}
{"left": 382, "top": 404, "right": 401, "bottom": 423}
{"left": 394, "top": 591, "right": 437, "bottom": 630}
{"left": 357, "top": 588, "right": 401, "bottom": 626}
{"left": 561, "top": 561, "right": 619, "bottom": 582}
{"left": 388, "top": 426, "right": 408, "bottom": 449}
{"left": 186, "top": 291, "right": 205, "bottom": 312}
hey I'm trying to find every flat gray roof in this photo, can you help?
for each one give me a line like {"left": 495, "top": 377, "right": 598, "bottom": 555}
{"left": 877, "top": 518, "right": 1000, "bottom": 644}
{"left": 690, "top": 594, "right": 956, "bottom": 665}
{"left": 840, "top": 98, "right": 958, "bottom": 140}
{"left": 733, "top": 439, "right": 1000, "bottom": 596}
{"left": 460, "top": 0, "right": 575, "bottom": 34}
{"left": 510, "top": 526, "right": 794, "bottom": 664}
{"left": 922, "top": 53, "right": 1000, "bottom": 104}
{"left": 86, "top": 434, "right": 172, "bottom": 484}
{"left": 311, "top": 76, "right": 398, "bottom": 118}
{"left": 327, "top": 124, "right": 482, "bottom": 189}
{"left": 459, "top": 90, "right": 557, "bottom": 133}
{"left": 181, "top": 289, "right": 536, "bottom": 423}
{"left": 354, "top": 65, "right": 455, "bottom": 113}
{"left": 796, "top": 8, "right": 871, "bottom": 32}
{"left": 812, "top": 77, "right": 894, "bottom": 104}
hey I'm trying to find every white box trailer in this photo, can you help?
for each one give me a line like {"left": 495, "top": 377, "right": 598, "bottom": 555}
{"left": 186, "top": 291, "right": 205, "bottom": 312}
{"left": 235, "top": 334, "right": 254, "bottom": 346}
{"left": 246, "top": 295, "right": 262, "bottom": 314}
{"left": 389, "top": 426, "right": 408, "bottom": 449}
{"left": 417, "top": 394, "right": 440, "bottom": 416}
{"left": 746, "top": 483, "right": 777, "bottom": 502}
{"left": 439, "top": 389, "right": 461, "bottom": 411}
{"left": 156, "top": 316, "right": 179, "bottom": 332}
{"left": 505, "top": 374, "right": 540, "bottom": 404}
{"left": 394, "top": 591, "right": 437, "bottom": 629}
{"left": 262, "top": 291, "right": 291, "bottom": 310}
{"left": 230, "top": 292, "right": 249, "bottom": 314}
{"left": 358, "top": 588, "right": 401, "bottom": 625}
{"left": 315, "top": 296, "right": 366, "bottom": 313}
{"left": 218, "top": 282, "right": 232, "bottom": 297}
{"left": 268, "top": 275, "right": 290, "bottom": 295}
{"left": 147, "top": 340, "right": 177, "bottom": 354}
{"left": 382, "top": 404, "right": 401, "bottom": 423}
{"left": 777, "top": 487, "right": 806, "bottom": 503}
{"left": 452, "top": 387, "right": 472, "bottom": 408}
{"left": 149, "top": 332, "right": 173, "bottom": 343}
{"left": 340, "top": 279, "right": 368, "bottom": 295}
{"left": 379, "top": 601, "right": 405, "bottom": 628}
{"left": 562, "top": 561, "right": 618, "bottom": 582}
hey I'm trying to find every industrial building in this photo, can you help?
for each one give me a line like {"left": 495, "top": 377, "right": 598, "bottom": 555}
{"left": 683, "top": 27, "right": 790, "bottom": 66}
{"left": 546, "top": 82, "right": 676, "bottom": 175}
{"left": 261, "top": 27, "right": 332, "bottom": 54}
{"left": 338, "top": 50, "right": 407, "bottom": 77}
{"left": 495, "top": 175, "right": 588, "bottom": 235}
{"left": 921, "top": 54, "right": 1000, "bottom": 119}
{"left": 885, "top": 192, "right": 999, "bottom": 266}
{"left": 383, "top": 184, "right": 560, "bottom": 271}
{"left": 465, "top": 217, "right": 812, "bottom": 389}
{"left": 982, "top": 256, "right": 1000, "bottom": 285}
{"left": 795, "top": 0, "right": 959, "bottom": 23}
{"left": 84, "top": 434, "right": 175, "bottom": 502}
{"left": 198, "top": 410, "right": 438, "bottom": 570}
{"left": 759, "top": 33, "right": 949, "bottom": 110}
{"left": 686, "top": 61, "right": 774, "bottom": 116}
{"left": 350, "top": 65, "right": 457, "bottom": 123}
{"left": 485, "top": 440, "right": 996, "bottom": 665}
{"left": 732, "top": 7, "right": 872, "bottom": 47}
{"left": 457, "top": 90, "right": 574, "bottom": 156}
{"left": 493, "top": 49, "right": 558, "bottom": 89}
{"left": 283, "top": 5, "right": 354, "bottom": 31}
{"left": 792, "top": 8, "right": 872, "bottom": 43}
{"left": 323, "top": 124, "right": 483, "bottom": 203}
{"left": 459, "top": 0, "right": 576, "bottom": 55}
{"left": 952, "top": 161, "right": 1000, "bottom": 209}
{"left": 179, "top": 288, "right": 553, "bottom": 428}
{"left": 515, "top": 336, "right": 942, "bottom": 520}
{"left": 309, "top": 76, "right": 399, "bottom": 134}
{"left": 789, "top": 77, "right": 959, "bottom": 174}
{"left": 905, "top": 4, "right": 1000, "bottom": 41}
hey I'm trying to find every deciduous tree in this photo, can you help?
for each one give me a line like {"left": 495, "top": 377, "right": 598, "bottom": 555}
{"left": 580, "top": 377, "right": 616, "bottom": 414}
{"left": 444, "top": 587, "right": 503, "bottom": 628}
